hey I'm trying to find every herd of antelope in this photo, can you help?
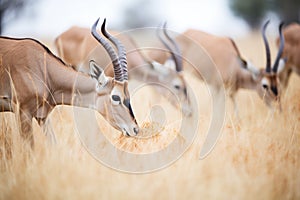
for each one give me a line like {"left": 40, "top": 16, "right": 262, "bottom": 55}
{"left": 0, "top": 17, "right": 299, "bottom": 146}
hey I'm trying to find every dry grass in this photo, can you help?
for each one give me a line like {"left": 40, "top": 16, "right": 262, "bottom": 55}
{"left": 0, "top": 33, "right": 300, "bottom": 200}
{"left": 111, "top": 121, "right": 180, "bottom": 154}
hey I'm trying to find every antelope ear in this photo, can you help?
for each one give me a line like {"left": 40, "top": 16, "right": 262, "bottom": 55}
{"left": 163, "top": 58, "right": 176, "bottom": 70}
{"left": 150, "top": 61, "right": 170, "bottom": 75}
{"left": 277, "top": 58, "right": 287, "bottom": 74}
{"left": 242, "top": 60, "right": 260, "bottom": 79}
{"left": 89, "top": 60, "right": 108, "bottom": 86}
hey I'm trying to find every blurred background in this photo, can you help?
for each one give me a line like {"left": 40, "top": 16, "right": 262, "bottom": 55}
{"left": 1, "top": 1, "right": 300, "bottom": 199}
{"left": 0, "top": 0, "right": 299, "bottom": 41}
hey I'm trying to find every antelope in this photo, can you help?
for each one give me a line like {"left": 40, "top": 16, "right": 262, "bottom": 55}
{"left": 55, "top": 23, "right": 192, "bottom": 116}
{"left": 148, "top": 21, "right": 286, "bottom": 113}
{"left": 276, "top": 22, "right": 300, "bottom": 89}
{"left": 0, "top": 18, "right": 139, "bottom": 146}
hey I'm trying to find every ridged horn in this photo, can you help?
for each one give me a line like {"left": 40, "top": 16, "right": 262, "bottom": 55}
{"left": 91, "top": 18, "right": 123, "bottom": 81}
{"left": 272, "top": 22, "right": 285, "bottom": 73}
{"left": 162, "top": 22, "right": 183, "bottom": 72}
{"left": 101, "top": 19, "right": 128, "bottom": 81}
{"left": 262, "top": 20, "right": 271, "bottom": 73}
{"left": 157, "top": 22, "right": 182, "bottom": 72}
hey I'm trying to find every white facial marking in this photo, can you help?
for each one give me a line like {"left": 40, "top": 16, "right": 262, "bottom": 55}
{"left": 111, "top": 88, "right": 122, "bottom": 106}
{"left": 261, "top": 77, "right": 269, "bottom": 89}
{"left": 172, "top": 77, "right": 182, "bottom": 89}
{"left": 111, "top": 98, "right": 120, "bottom": 106}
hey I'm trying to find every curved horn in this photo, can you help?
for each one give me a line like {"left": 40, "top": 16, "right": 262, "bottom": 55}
{"left": 162, "top": 22, "right": 183, "bottom": 72}
{"left": 272, "top": 22, "right": 285, "bottom": 73}
{"left": 262, "top": 20, "right": 271, "bottom": 73}
{"left": 91, "top": 18, "right": 123, "bottom": 81}
{"left": 156, "top": 22, "right": 182, "bottom": 72}
{"left": 101, "top": 19, "right": 128, "bottom": 81}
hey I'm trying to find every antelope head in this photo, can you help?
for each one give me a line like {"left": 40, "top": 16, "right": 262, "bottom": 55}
{"left": 152, "top": 23, "right": 192, "bottom": 116}
{"left": 257, "top": 21, "right": 286, "bottom": 106}
{"left": 91, "top": 18, "right": 139, "bottom": 136}
{"left": 244, "top": 21, "right": 286, "bottom": 107}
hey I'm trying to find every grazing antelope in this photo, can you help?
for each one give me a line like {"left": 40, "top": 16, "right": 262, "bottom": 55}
{"left": 149, "top": 21, "right": 286, "bottom": 113}
{"left": 55, "top": 23, "right": 192, "bottom": 116}
{"left": 0, "top": 18, "right": 139, "bottom": 146}
{"left": 276, "top": 22, "right": 300, "bottom": 88}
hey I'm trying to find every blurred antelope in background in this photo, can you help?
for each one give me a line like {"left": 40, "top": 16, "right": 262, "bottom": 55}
{"left": 149, "top": 21, "right": 286, "bottom": 113}
{"left": 0, "top": 18, "right": 139, "bottom": 146}
{"left": 276, "top": 22, "right": 300, "bottom": 89}
{"left": 55, "top": 22, "right": 192, "bottom": 116}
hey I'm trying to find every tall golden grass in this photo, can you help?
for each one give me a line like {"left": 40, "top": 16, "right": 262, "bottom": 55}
{"left": 0, "top": 33, "right": 299, "bottom": 200}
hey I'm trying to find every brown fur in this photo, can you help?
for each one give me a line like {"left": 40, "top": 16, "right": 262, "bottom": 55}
{"left": 148, "top": 29, "right": 282, "bottom": 109}
{"left": 0, "top": 37, "right": 138, "bottom": 145}
{"left": 276, "top": 23, "right": 300, "bottom": 88}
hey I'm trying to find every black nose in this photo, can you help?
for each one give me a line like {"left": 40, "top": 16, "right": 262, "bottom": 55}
{"left": 134, "top": 127, "right": 139, "bottom": 134}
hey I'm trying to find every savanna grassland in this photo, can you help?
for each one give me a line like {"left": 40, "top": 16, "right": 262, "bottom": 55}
{"left": 0, "top": 32, "right": 299, "bottom": 200}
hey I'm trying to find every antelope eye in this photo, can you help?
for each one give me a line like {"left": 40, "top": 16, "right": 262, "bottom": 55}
{"left": 174, "top": 85, "right": 180, "bottom": 90}
{"left": 262, "top": 84, "right": 269, "bottom": 90}
{"left": 111, "top": 95, "right": 121, "bottom": 105}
